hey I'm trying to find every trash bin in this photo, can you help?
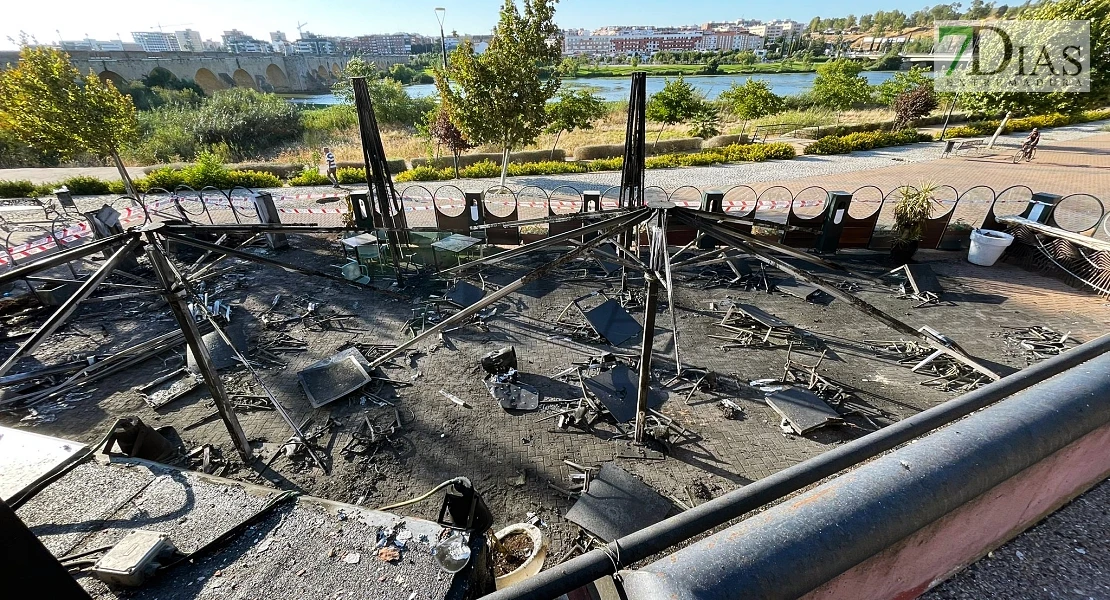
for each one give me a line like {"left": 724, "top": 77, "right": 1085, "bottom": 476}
{"left": 968, "top": 229, "right": 1014, "bottom": 266}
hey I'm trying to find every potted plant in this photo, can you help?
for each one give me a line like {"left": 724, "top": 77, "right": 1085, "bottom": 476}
{"left": 938, "top": 218, "right": 974, "bottom": 251}
{"left": 891, "top": 183, "right": 939, "bottom": 264}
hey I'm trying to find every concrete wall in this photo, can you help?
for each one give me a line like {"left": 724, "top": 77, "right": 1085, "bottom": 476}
{"left": 0, "top": 51, "right": 409, "bottom": 94}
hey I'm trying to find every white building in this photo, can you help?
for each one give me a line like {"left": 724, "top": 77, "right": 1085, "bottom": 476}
{"left": 59, "top": 38, "right": 137, "bottom": 52}
{"left": 563, "top": 34, "right": 615, "bottom": 56}
{"left": 131, "top": 31, "right": 181, "bottom": 52}
{"left": 174, "top": 29, "right": 203, "bottom": 52}
{"left": 697, "top": 31, "right": 764, "bottom": 52}
{"left": 748, "top": 20, "right": 802, "bottom": 42}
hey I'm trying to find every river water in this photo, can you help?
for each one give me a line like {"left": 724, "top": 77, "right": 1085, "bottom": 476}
{"left": 286, "top": 71, "right": 897, "bottom": 105}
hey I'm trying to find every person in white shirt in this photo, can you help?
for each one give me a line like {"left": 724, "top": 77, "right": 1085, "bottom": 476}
{"left": 323, "top": 147, "right": 339, "bottom": 188}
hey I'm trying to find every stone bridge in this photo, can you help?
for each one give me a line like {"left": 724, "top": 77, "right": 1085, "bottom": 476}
{"left": 0, "top": 50, "right": 409, "bottom": 94}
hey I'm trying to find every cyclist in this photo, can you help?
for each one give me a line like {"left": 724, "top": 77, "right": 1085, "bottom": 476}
{"left": 1021, "top": 128, "right": 1041, "bottom": 159}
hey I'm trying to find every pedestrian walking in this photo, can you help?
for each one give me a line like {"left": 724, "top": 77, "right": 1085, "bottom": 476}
{"left": 323, "top": 147, "right": 339, "bottom": 188}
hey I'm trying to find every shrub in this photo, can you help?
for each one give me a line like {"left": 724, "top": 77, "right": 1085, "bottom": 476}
{"left": 288, "top": 166, "right": 331, "bottom": 186}
{"left": 804, "top": 130, "right": 930, "bottom": 155}
{"left": 725, "top": 142, "right": 796, "bottom": 161}
{"left": 507, "top": 161, "right": 588, "bottom": 176}
{"left": 395, "top": 166, "right": 450, "bottom": 183}
{"left": 179, "top": 152, "right": 231, "bottom": 189}
{"left": 227, "top": 170, "right": 282, "bottom": 189}
{"left": 336, "top": 167, "right": 367, "bottom": 184}
{"left": 300, "top": 105, "right": 358, "bottom": 134}
{"left": 459, "top": 160, "right": 502, "bottom": 179}
{"left": 143, "top": 167, "right": 186, "bottom": 191}
{"left": 573, "top": 143, "right": 625, "bottom": 161}
{"left": 586, "top": 157, "right": 623, "bottom": 171}
{"left": 107, "top": 180, "right": 128, "bottom": 194}
{"left": 0, "top": 180, "right": 35, "bottom": 198}
{"left": 190, "top": 88, "right": 303, "bottom": 158}
{"left": 33, "top": 182, "right": 59, "bottom": 197}
{"left": 649, "top": 137, "right": 704, "bottom": 154}
{"left": 59, "top": 175, "right": 111, "bottom": 196}
{"left": 645, "top": 155, "right": 680, "bottom": 169}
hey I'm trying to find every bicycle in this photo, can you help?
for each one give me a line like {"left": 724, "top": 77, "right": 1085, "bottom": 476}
{"left": 1012, "top": 144, "right": 1037, "bottom": 163}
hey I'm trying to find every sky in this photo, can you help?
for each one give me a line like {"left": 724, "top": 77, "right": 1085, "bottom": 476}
{"left": 2, "top": 0, "right": 938, "bottom": 50}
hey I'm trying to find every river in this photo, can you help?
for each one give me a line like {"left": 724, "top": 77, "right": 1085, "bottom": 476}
{"left": 286, "top": 71, "right": 897, "bottom": 105}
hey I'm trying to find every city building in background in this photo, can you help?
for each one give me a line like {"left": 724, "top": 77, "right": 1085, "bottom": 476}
{"left": 222, "top": 29, "right": 271, "bottom": 53}
{"left": 131, "top": 31, "right": 181, "bottom": 52}
{"left": 174, "top": 29, "right": 204, "bottom": 52}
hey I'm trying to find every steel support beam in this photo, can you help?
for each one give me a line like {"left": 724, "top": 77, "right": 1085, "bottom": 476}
{"left": 634, "top": 274, "right": 660, "bottom": 443}
{"left": 143, "top": 226, "right": 252, "bottom": 461}
{"left": 370, "top": 210, "right": 654, "bottom": 369}
{"left": 0, "top": 234, "right": 132, "bottom": 289}
{"left": 0, "top": 235, "right": 143, "bottom": 378}
{"left": 439, "top": 208, "right": 650, "bottom": 275}
{"left": 157, "top": 231, "right": 380, "bottom": 291}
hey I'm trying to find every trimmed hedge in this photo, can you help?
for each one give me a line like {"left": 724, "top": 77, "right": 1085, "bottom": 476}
{"left": 0, "top": 180, "right": 35, "bottom": 199}
{"left": 411, "top": 150, "right": 565, "bottom": 169}
{"left": 573, "top": 143, "right": 625, "bottom": 161}
{"left": 804, "top": 129, "right": 933, "bottom": 155}
{"left": 396, "top": 142, "right": 795, "bottom": 182}
{"left": 287, "top": 167, "right": 331, "bottom": 187}
{"left": 942, "top": 109, "right": 1110, "bottom": 139}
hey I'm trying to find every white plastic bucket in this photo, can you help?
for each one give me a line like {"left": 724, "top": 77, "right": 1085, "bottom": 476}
{"left": 493, "top": 523, "right": 547, "bottom": 590}
{"left": 968, "top": 229, "right": 1014, "bottom": 266}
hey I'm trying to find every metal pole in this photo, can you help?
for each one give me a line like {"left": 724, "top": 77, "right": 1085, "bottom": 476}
{"left": 634, "top": 274, "right": 659, "bottom": 444}
{"left": 142, "top": 226, "right": 252, "bottom": 462}
{"left": 0, "top": 235, "right": 143, "bottom": 378}
{"left": 939, "top": 90, "right": 960, "bottom": 141}
{"left": 485, "top": 332, "right": 1110, "bottom": 600}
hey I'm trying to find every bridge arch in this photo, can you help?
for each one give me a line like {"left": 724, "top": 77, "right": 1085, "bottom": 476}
{"left": 317, "top": 65, "right": 330, "bottom": 82}
{"left": 97, "top": 70, "right": 126, "bottom": 87}
{"left": 265, "top": 64, "right": 289, "bottom": 89}
{"left": 232, "top": 68, "right": 258, "bottom": 90}
{"left": 331, "top": 63, "right": 341, "bottom": 77}
{"left": 194, "top": 68, "right": 227, "bottom": 94}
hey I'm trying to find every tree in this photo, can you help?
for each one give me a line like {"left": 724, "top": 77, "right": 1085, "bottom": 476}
{"left": 0, "top": 46, "right": 139, "bottom": 197}
{"left": 957, "top": 0, "right": 1108, "bottom": 115}
{"left": 387, "top": 63, "right": 417, "bottom": 84}
{"left": 875, "top": 66, "right": 932, "bottom": 106}
{"left": 429, "top": 105, "right": 474, "bottom": 178}
{"left": 811, "top": 59, "right": 873, "bottom": 112}
{"left": 892, "top": 86, "right": 939, "bottom": 129}
{"left": 558, "top": 57, "right": 581, "bottom": 77}
{"left": 646, "top": 76, "right": 704, "bottom": 146}
{"left": 333, "top": 58, "right": 434, "bottom": 126}
{"left": 718, "top": 78, "right": 785, "bottom": 137}
{"left": 860, "top": 14, "right": 873, "bottom": 30}
{"left": 688, "top": 105, "right": 721, "bottom": 139}
{"left": 545, "top": 89, "right": 607, "bottom": 157}
{"left": 332, "top": 57, "right": 381, "bottom": 103}
{"left": 437, "top": 0, "right": 562, "bottom": 187}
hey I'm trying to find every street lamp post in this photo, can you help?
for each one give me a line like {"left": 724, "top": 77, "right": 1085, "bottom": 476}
{"left": 435, "top": 7, "right": 449, "bottom": 71}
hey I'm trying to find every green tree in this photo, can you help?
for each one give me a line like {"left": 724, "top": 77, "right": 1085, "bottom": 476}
{"left": 958, "top": 0, "right": 1108, "bottom": 115}
{"left": 875, "top": 66, "right": 932, "bottom": 106}
{"left": 334, "top": 58, "right": 434, "bottom": 126}
{"left": 332, "top": 57, "right": 381, "bottom": 103}
{"left": 437, "top": 0, "right": 562, "bottom": 187}
{"left": 811, "top": 58, "right": 872, "bottom": 112}
{"left": 646, "top": 76, "right": 704, "bottom": 146}
{"left": 0, "top": 46, "right": 139, "bottom": 196}
{"left": 718, "top": 78, "right": 785, "bottom": 138}
{"left": 545, "top": 89, "right": 607, "bottom": 157}
{"left": 387, "top": 63, "right": 417, "bottom": 84}
{"left": 558, "top": 57, "right": 581, "bottom": 77}
{"left": 688, "top": 105, "right": 721, "bottom": 139}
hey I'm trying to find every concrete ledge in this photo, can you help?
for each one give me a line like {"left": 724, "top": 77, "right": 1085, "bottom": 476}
{"left": 618, "top": 351, "right": 1110, "bottom": 600}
